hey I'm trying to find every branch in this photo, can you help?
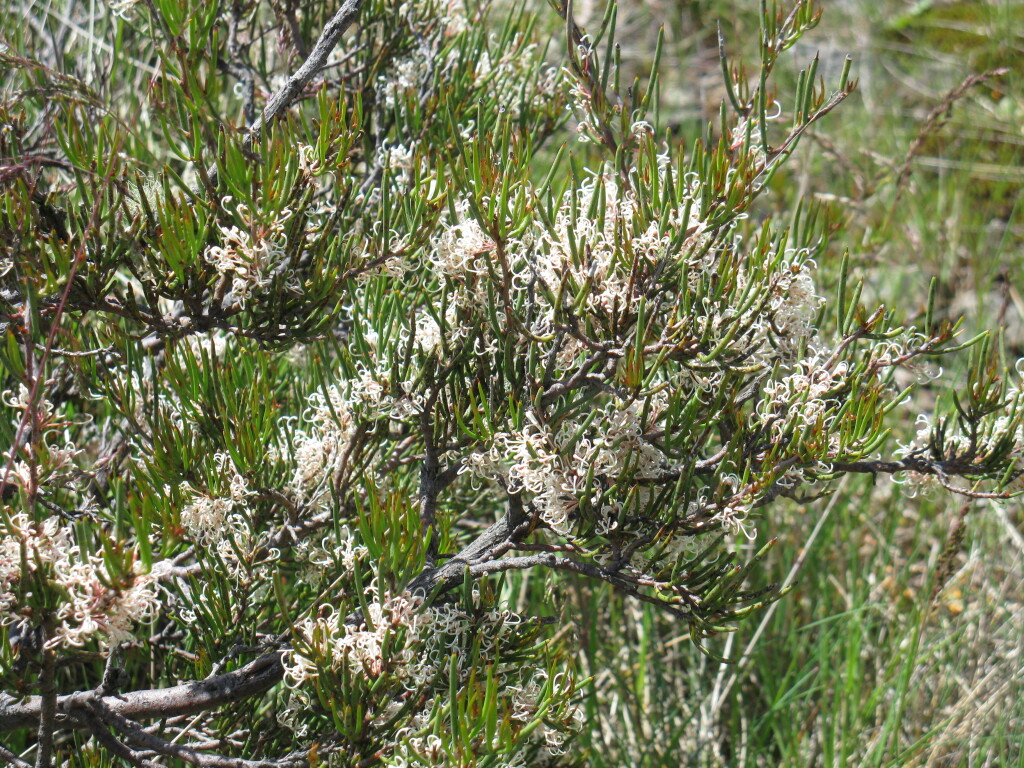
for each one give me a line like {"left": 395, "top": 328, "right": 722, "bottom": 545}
{"left": 406, "top": 497, "right": 530, "bottom": 596}
{"left": 827, "top": 456, "right": 1016, "bottom": 499}
{"left": 88, "top": 702, "right": 301, "bottom": 768}
{"left": 74, "top": 707, "right": 162, "bottom": 768}
{"left": 467, "top": 553, "right": 693, "bottom": 619}
{"left": 247, "top": 0, "right": 365, "bottom": 145}
{"left": 203, "top": 0, "right": 367, "bottom": 190}
{"left": 0, "top": 500, "right": 531, "bottom": 736}
{"left": 0, "top": 652, "right": 283, "bottom": 734}
{"left": 0, "top": 742, "right": 31, "bottom": 768}
{"left": 540, "top": 352, "right": 619, "bottom": 407}
{"left": 33, "top": 648, "right": 56, "bottom": 768}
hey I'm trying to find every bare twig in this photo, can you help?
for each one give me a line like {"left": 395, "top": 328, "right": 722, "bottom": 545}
{"left": 0, "top": 653, "right": 284, "bottom": 733}
{"left": 891, "top": 68, "right": 1009, "bottom": 206}
{"left": 828, "top": 457, "right": 1016, "bottom": 499}
{"left": 75, "top": 707, "right": 162, "bottom": 768}
{"left": 89, "top": 702, "right": 301, "bottom": 768}
{"left": 203, "top": 0, "right": 367, "bottom": 190}
{"left": 33, "top": 647, "right": 56, "bottom": 768}
{"left": 247, "top": 0, "right": 365, "bottom": 144}
{"left": 0, "top": 741, "right": 31, "bottom": 768}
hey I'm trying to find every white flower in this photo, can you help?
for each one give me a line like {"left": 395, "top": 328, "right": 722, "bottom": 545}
{"left": 299, "top": 530, "right": 367, "bottom": 586}
{"left": 204, "top": 198, "right": 297, "bottom": 308}
{"left": 757, "top": 349, "right": 848, "bottom": 451}
{"left": 179, "top": 453, "right": 252, "bottom": 547}
{"left": 180, "top": 494, "right": 236, "bottom": 545}
{"left": 465, "top": 400, "right": 670, "bottom": 537}
{"left": 0, "top": 514, "right": 159, "bottom": 648}
{"left": 770, "top": 258, "right": 823, "bottom": 352}
{"left": 729, "top": 99, "right": 783, "bottom": 165}
{"left": 377, "top": 141, "right": 416, "bottom": 189}
{"left": 284, "top": 370, "right": 395, "bottom": 501}
{"left": 297, "top": 143, "right": 324, "bottom": 176}
{"left": 379, "top": 41, "right": 433, "bottom": 110}
{"left": 430, "top": 199, "right": 496, "bottom": 278}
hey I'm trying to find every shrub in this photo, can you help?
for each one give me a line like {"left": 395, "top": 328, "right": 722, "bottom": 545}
{"left": 0, "top": 0, "right": 1018, "bottom": 765}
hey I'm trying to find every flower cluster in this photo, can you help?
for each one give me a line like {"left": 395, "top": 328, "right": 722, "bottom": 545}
{"left": 757, "top": 353, "right": 849, "bottom": 450}
{"left": 378, "top": 40, "right": 433, "bottom": 111}
{"left": 507, "top": 670, "right": 583, "bottom": 757}
{"left": 204, "top": 198, "right": 298, "bottom": 308}
{"left": 284, "top": 368, "right": 395, "bottom": 502}
{"left": 430, "top": 199, "right": 497, "bottom": 279}
{"left": 769, "top": 259, "right": 824, "bottom": 355}
{"left": 0, "top": 513, "right": 159, "bottom": 648}
{"left": 894, "top": 363, "right": 1024, "bottom": 494}
{"left": 524, "top": 163, "right": 708, "bottom": 370}
{"left": 728, "top": 99, "right": 784, "bottom": 167}
{"left": 1, "top": 385, "right": 84, "bottom": 496}
{"left": 179, "top": 452, "right": 252, "bottom": 548}
{"left": 419, "top": 163, "right": 703, "bottom": 368}
{"left": 283, "top": 577, "right": 581, "bottom": 765}
{"left": 283, "top": 592, "right": 428, "bottom": 687}
{"left": 294, "top": 526, "right": 368, "bottom": 588}
{"left": 465, "top": 398, "right": 669, "bottom": 536}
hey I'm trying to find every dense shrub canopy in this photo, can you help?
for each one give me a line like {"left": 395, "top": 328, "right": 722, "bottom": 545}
{"left": 0, "top": 0, "right": 1020, "bottom": 765}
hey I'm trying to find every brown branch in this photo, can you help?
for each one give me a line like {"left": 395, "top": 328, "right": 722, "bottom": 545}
{"left": 466, "top": 553, "right": 693, "bottom": 619}
{"left": 33, "top": 647, "right": 56, "bottom": 768}
{"left": 825, "top": 457, "right": 1015, "bottom": 499}
{"left": 540, "top": 353, "right": 620, "bottom": 407}
{"left": 203, "top": 0, "right": 367, "bottom": 190}
{"left": 74, "top": 707, "right": 162, "bottom": 768}
{"left": 406, "top": 497, "right": 530, "bottom": 595}
{"left": 88, "top": 702, "right": 300, "bottom": 768}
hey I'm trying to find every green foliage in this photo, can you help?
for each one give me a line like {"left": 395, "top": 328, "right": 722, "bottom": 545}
{"left": 0, "top": 0, "right": 1020, "bottom": 765}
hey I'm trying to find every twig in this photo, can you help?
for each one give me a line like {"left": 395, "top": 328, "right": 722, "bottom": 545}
{"left": 75, "top": 707, "right": 162, "bottom": 768}
{"left": 891, "top": 68, "right": 1009, "bottom": 207}
{"left": 247, "top": 0, "right": 364, "bottom": 143}
{"left": 0, "top": 653, "right": 284, "bottom": 733}
{"left": 828, "top": 457, "right": 1014, "bottom": 500}
{"left": 0, "top": 742, "right": 31, "bottom": 768}
{"left": 34, "top": 648, "right": 56, "bottom": 768}
{"left": 89, "top": 702, "right": 299, "bottom": 768}
{"left": 202, "top": 0, "right": 366, "bottom": 190}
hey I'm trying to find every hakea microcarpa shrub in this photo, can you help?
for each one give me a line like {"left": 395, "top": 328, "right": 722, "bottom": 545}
{"left": 0, "top": 0, "right": 1019, "bottom": 765}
